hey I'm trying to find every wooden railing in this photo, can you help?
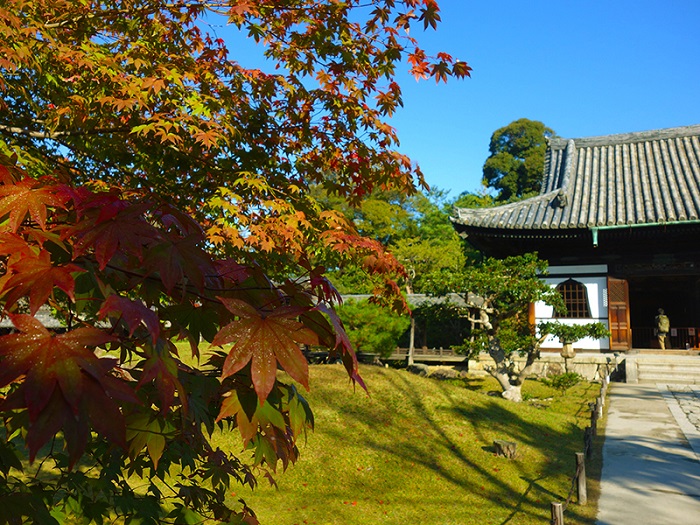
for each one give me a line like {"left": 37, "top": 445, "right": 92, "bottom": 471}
{"left": 389, "top": 347, "right": 456, "bottom": 357}
{"left": 632, "top": 326, "right": 699, "bottom": 349}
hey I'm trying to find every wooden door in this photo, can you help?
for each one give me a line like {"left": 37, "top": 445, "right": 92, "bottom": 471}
{"left": 608, "top": 277, "right": 631, "bottom": 350}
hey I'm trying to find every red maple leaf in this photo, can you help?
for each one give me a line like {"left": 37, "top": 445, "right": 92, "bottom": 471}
{"left": 98, "top": 294, "right": 160, "bottom": 344}
{"left": 0, "top": 315, "right": 137, "bottom": 464}
{"left": 143, "top": 234, "right": 214, "bottom": 293}
{"left": 212, "top": 298, "right": 319, "bottom": 402}
{"left": 0, "top": 249, "right": 83, "bottom": 314}
{"left": 68, "top": 200, "right": 161, "bottom": 270}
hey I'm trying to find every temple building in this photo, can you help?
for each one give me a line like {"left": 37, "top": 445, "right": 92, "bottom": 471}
{"left": 451, "top": 124, "right": 700, "bottom": 352}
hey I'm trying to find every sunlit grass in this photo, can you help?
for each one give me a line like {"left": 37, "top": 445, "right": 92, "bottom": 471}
{"left": 219, "top": 365, "right": 603, "bottom": 525}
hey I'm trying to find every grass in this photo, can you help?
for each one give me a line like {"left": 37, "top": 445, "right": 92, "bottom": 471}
{"left": 218, "top": 365, "right": 604, "bottom": 525}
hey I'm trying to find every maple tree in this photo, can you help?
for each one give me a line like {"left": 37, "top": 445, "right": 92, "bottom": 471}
{"left": 0, "top": 0, "right": 470, "bottom": 522}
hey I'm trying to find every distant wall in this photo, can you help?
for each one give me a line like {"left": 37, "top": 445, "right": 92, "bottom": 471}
{"left": 535, "top": 264, "right": 610, "bottom": 351}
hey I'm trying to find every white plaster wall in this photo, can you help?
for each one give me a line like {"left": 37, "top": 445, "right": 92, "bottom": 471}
{"left": 535, "top": 265, "right": 610, "bottom": 351}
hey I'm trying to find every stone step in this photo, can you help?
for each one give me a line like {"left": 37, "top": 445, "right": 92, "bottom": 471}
{"left": 637, "top": 373, "right": 700, "bottom": 384}
{"left": 638, "top": 364, "right": 700, "bottom": 373}
{"left": 625, "top": 355, "right": 700, "bottom": 384}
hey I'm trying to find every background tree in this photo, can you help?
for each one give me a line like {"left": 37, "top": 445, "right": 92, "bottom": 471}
{"left": 0, "top": 0, "right": 470, "bottom": 522}
{"left": 338, "top": 299, "right": 411, "bottom": 357}
{"left": 317, "top": 187, "right": 467, "bottom": 295}
{"left": 482, "top": 118, "right": 554, "bottom": 202}
{"left": 390, "top": 189, "right": 466, "bottom": 294}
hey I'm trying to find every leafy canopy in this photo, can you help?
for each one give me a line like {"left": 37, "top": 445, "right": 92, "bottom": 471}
{"left": 338, "top": 299, "right": 410, "bottom": 357}
{"left": 0, "top": 0, "right": 470, "bottom": 522}
{"left": 482, "top": 118, "right": 555, "bottom": 202}
{"left": 317, "top": 187, "right": 467, "bottom": 294}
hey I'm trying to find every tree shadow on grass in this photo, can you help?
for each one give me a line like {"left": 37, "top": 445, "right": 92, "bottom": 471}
{"left": 319, "top": 369, "right": 591, "bottom": 523}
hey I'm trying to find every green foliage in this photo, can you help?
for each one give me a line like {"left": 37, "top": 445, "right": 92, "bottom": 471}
{"left": 483, "top": 118, "right": 555, "bottom": 202}
{"left": 322, "top": 187, "right": 468, "bottom": 295}
{"left": 542, "top": 372, "right": 583, "bottom": 393}
{"left": 388, "top": 189, "right": 467, "bottom": 293}
{"left": 539, "top": 321, "right": 610, "bottom": 344}
{"left": 337, "top": 300, "right": 410, "bottom": 357}
{"left": 452, "top": 189, "right": 495, "bottom": 209}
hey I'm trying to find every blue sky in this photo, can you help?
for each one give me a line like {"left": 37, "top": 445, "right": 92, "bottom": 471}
{"left": 214, "top": 1, "right": 700, "bottom": 198}
{"left": 390, "top": 0, "right": 700, "bottom": 196}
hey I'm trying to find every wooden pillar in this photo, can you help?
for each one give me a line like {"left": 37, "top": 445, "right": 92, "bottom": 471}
{"left": 550, "top": 502, "right": 564, "bottom": 524}
{"left": 576, "top": 452, "right": 587, "bottom": 505}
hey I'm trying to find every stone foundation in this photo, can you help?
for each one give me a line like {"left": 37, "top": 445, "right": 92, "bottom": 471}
{"left": 465, "top": 352, "right": 623, "bottom": 381}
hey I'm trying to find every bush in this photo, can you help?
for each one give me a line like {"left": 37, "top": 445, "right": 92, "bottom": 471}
{"left": 337, "top": 299, "right": 410, "bottom": 357}
{"left": 542, "top": 372, "right": 583, "bottom": 392}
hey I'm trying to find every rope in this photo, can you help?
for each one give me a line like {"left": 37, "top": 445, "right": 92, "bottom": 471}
{"left": 562, "top": 461, "right": 584, "bottom": 511}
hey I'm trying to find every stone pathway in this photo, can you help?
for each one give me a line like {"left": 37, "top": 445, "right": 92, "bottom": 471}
{"left": 596, "top": 383, "right": 700, "bottom": 525}
{"left": 658, "top": 383, "right": 700, "bottom": 461}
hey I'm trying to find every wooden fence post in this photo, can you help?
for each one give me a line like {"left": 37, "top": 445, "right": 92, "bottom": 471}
{"left": 550, "top": 502, "right": 564, "bottom": 525}
{"left": 576, "top": 452, "right": 587, "bottom": 505}
{"left": 590, "top": 404, "right": 597, "bottom": 437}
{"left": 584, "top": 427, "right": 593, "bottom": 459}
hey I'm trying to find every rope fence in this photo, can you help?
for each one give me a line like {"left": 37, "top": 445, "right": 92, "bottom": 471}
{"left": 549, "top": 374, "right": 609, "bottom": 524}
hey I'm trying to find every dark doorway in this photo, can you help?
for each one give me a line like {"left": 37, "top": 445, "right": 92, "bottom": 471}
{"left": 627, "top": 275, "right": 700, "bottom": 349}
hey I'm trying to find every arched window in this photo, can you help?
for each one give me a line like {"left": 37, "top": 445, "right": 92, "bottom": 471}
{"left": 554, "top": 279, "right": 591, "bottom": 318}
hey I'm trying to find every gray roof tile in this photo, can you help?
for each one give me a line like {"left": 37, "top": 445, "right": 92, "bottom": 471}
{"left": 453, "top": 124, "right": 700, "bottom": 231}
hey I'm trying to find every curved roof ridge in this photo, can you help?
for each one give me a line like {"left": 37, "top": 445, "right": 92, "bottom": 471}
{"left": 451, "top": 124, "right": 700, "bottom": 233}
{"left": 549, "top": 124, "right": 700, "bottom": 150}
{"left": 452, "top": 190, "right": 562, "bottom": 227}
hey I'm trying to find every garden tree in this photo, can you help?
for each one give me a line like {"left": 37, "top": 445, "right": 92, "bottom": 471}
{"left": 337, "top": 299, "right": 410, "bottom": 357}
{"left": 313, "top": 187, "right": 466, "bottom": 295}
{"left": 390, "top": 189, "right": 466, "bottom": 294}
{"left": 309, "top": 186, "right": 417, "bottom": 294}
{"left": 443, "top": 254, "right": 606, "bottom": 402}
{"left": 452, "top": 188, "right": 495, "bottom": 210}
{"left": 0, "top": 0, "right": 471, "bottom": 522}
{"left": 482, "top": 118, "right": 555, "bottom": 202}
{"left": 308, "top": 186, "right": 467, "bottom": 363}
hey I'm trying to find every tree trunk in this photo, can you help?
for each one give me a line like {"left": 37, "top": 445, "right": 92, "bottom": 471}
{"left": 486, "top": 367, "right": 523, "bottom": 401}
{"left": 501, "top": 384, "right": 522, "bottom": 402}
{"left": 407, "top": 316, "right": 416, "bottom": 367}
{"left": 486, "top": 355, "right": 524, "bottom": 403}
{"left": 485, "top": 336, "right": 542, "bottom": 403}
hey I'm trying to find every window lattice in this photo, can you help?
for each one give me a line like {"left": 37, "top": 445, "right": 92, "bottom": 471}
{"left": 554, "top": 279, "right": 591, "bottom": 318}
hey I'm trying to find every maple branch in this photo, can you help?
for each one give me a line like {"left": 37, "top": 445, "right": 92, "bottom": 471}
{"left": 0, "top": 124, "right": 131, "bottom": 139}
{"left": 99, "top": 261, "right": 285, "bottom": 305}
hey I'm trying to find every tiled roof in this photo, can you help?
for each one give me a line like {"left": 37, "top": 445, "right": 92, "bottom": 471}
{"left": 452, "top": 124, "right": 700, "bottom": 231}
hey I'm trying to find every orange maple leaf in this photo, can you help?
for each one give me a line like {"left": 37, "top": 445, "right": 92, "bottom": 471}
{"left": 212, "top": 298, "right": 319, "bottom": 402}
{"left": 0, "top": 177, "right": 68, "bottom": 232}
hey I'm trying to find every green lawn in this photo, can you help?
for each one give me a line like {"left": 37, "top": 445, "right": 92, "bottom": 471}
{"left": 219, "top": 365, "right": 603, "bottom": 525}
